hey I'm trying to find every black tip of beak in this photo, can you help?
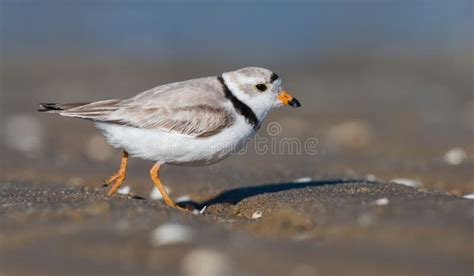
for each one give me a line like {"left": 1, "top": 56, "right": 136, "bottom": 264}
{"left": 289, "top": 98, "right": 301, "bottom": 108}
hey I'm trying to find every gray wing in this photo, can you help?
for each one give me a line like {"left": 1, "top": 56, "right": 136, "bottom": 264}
{"left": 42, "top": 76, "right": 235, "bottom": 137}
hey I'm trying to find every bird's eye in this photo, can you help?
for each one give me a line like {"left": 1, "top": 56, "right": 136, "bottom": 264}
{"left": 255, "top": 84, "right": 267, "bottom": 92}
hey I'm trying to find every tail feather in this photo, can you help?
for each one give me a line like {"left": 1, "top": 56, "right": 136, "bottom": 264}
{"left": 38, "top": 99, "right": 122, "bottom": 122}
{"left": 38, "top": 103, "right": 89, "bottom": 112}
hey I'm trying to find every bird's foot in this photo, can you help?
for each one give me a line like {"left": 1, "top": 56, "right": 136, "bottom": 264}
{"left": 103, "top": 171, "right": 120, "bottom": 187}
{"left": 104, "top": 171, "right": 126, "bottom": 196}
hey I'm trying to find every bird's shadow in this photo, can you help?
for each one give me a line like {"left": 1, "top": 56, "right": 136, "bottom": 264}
{"left": 178, "top": 178, "right": 372, "bottom": 210}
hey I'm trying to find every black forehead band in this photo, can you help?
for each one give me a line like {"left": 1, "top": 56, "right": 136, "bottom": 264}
{"left": 270, "top": 73, "right": 279, "bottom": 83}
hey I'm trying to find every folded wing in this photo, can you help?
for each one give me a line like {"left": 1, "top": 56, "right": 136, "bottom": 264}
{"left": 39, "top": 77, "right": 234, "bottom": 137}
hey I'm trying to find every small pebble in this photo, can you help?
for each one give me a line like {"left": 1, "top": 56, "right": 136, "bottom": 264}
{"left": 462, "top": 194, "right": 474, "bottom": 199}
{"left": 117, "top": 186, "right": 130, "bottom": 195}
{"left": 150, "top": 186, "right": 172, "bottom": 200}
{"left": 251, "top": 211, "right": 263, "bottom": 219}
{"left": 357, "top": 213, "right": 374, "bottom": 226}
{"left": 181, "top": 248, "right": 230, "bottom": 276}
{"left": 150, "top": 223, "right": 193, "bottom": 246}
{"left": 192, "top": 205, "right": 207, "bottom": 215}
{"left": 366, "top": 174, "right": 377, "bottom": 181}
{"left": 444, "top": 148, "right": 467, "bottom": 165}
{"left": 293, "top": 177, "right": 312, "bottom": 183}
{"left": 391, "top": 178, "right": 422, "bottom": 188}
{"left": 176, "top": 195, "right": 192, "bottom": 203}
{"left": 373, "top": 197, "right": 389, "bottom": 205}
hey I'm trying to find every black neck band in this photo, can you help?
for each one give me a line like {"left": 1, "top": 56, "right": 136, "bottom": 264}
{"left": 217, "top": 76, "right": 260, "bottom": 129}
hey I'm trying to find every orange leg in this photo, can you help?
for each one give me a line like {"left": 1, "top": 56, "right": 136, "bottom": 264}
{"left": 105, "top": 151, "right": 129, "bottom": 196}
{"left": 150, "top": 163, "right": 176, "bottom": 207}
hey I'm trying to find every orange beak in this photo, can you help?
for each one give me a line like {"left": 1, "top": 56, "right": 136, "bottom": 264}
{"left": 278, "top": 91, "right": 301, "bottom": 108}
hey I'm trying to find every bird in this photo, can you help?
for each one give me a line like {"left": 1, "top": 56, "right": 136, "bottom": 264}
{"left": 38, "top": 67, "right": 300, "bottom": 208}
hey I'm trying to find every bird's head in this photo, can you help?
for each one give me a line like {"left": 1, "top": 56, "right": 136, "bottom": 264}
{"left": 222, "top": 67, "right": 300, "bottom": 120}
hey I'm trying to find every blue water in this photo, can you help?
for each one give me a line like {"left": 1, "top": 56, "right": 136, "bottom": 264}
{"left": 1, "top": 1, "right": 472, "bottom": 60}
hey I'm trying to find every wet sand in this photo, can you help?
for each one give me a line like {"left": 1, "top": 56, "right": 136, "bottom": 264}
{"left": 0, "top": 177, "right": 472, "bottom": 276}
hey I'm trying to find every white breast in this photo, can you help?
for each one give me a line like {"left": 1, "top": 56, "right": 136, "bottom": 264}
{"left": 95, "top": 115, "right": 256, "bottom": 166}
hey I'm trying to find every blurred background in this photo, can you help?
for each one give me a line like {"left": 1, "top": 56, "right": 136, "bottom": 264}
{"left": 0, "top": 0, "right": 472, "bottom": 195}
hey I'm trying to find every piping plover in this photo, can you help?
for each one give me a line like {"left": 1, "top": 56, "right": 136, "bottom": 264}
{"left": 39, "top": 67, "right": 300, "bottom": 208}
